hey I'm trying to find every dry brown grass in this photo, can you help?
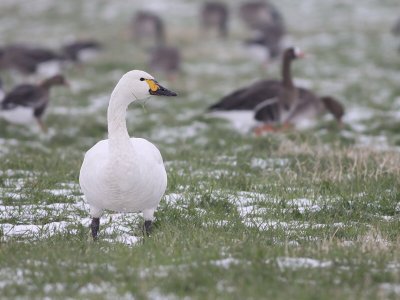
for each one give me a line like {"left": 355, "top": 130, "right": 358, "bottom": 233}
{"left": 275, "top": 138, "right": 400, "bottom": 182}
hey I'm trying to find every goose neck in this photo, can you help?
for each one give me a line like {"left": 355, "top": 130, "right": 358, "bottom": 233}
{"left": 282, "top": 56, "right": 294, "bottom": 88}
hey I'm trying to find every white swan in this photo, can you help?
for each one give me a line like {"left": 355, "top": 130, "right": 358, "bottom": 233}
{"left": 79, "top": 70, "right": 177, "bottom": 239}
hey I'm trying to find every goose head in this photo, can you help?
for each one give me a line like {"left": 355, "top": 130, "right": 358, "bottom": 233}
{"left": 284, "top": 47, "right": 305, "bottom": 60}
{"left": 41, "top": 74, "right": 69, "bottom": 89}
{"left": 112, "top": 70, "right": 177, "bottom": 104}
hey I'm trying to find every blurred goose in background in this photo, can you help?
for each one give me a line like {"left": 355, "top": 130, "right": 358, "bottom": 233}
{"left": 392, "top": 18, "right": 400, "bottom": 35}
{"left": 0, "top": 78, "right": 4, "bottom": 102}
{"left": 245, "top": 22, "right": 285, "bottom": 62}
{"left": 131, "top": 11, "right": 165, "bottom": 45}
{"left": 209, "top": 47, "right": 301, "bottom": 111}
{"left": 0, "top": 74, "right": 68, "bottom": 132}
{"left": 392, "top": 18, "right": 400, "bottom": 51}
{"left": 0, "top": 44, "right": 63, "bottom": 75}
{"left": 200, "top": 2, "right": 229, "bottom": 38}
{"left": 209, "top": 47, "right": 344, "bottom": 133}
{"left": 79, "top": 70, "right": 177, "bottom": 240}
{"left": 61, "top": 40, "right": 102, "bottom": 63}
{"left": 240, "top": 1, "right": 286, "bottom": 61}
{"left": 148, "top": 46, "right": 181, "bottom": 80}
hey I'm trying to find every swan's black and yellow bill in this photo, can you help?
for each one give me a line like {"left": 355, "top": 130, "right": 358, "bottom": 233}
{"left": 146, "top": 79, "right": 177, "bottom": 96}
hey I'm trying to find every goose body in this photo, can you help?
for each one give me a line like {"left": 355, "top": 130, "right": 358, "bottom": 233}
{"left": 132, "top": 11, "right": 165, "bottom": 44}
{"left": 240, "top": 1, "right": 285, "bottom": 61}
{"left": 0, "top": 44, "right": 62, "bottom": 74}
{"left": 209, "top": 48, "right": 302, "bottom": 117}
{"left": 0, "top": 75, "right": 68, "bottom": 131}
{"left": 392, "top": 18, "right": 400, "bottom": 35}
{"left": 61, "top": 40, "right": 102, "bottom": 62}
{"left": 149, "top": 46, "right": 181, "bottom": 77}
{"left": 209, "top": 47, "right": 344, "bottom": 131}
{"left": 79, "top": 70, "right": 177, "bottom": 239}
{"left": 201, "top": 2, "right": 229, "bottom": 37}
{"left": 0, "top": 78, "right": 4, "bottom": 102}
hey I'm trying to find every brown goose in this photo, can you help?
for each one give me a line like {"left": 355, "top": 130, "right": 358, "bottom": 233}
{"left": 253, "top": 50, "right": 344, "bottom": 132}
{"left": 392, "top": 18, "right": 400, "bottom": 35}
{"left": 240, "top": 1, "right": 285, "bottom": 60}
{"left": 200, "top": 2, "right": 229, "bottom": 37}
{"left": 0, "top": 78, "right": 4, "bottom": 102}
{"left": 131, "top": 11, "right": 165, "bottom": 45}
{"left": 148, "top": 46, "right": 181, "bottom": 80}
{"left": 0, "top": 75, "right": 68, "bottom": 132}
{"left": 0, "top": 44, "right": 62, "bottom": 74}
{"left": 209, "top": 47, "right": 302, "bottom": 112}
{"left": 61, "top": 40, "right": 102, "bottom": 62}
{"left": 209, "top": 47, "right": 344, "bottom": 132}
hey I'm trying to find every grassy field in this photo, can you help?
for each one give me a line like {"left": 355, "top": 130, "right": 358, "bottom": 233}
{"left": 1, "top": 0, "right": 400, "bottom": 299}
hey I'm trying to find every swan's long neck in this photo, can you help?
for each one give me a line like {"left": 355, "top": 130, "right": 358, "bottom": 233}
{"left": 107, "top": 87, "right": 132, "bottom": 156}
{"left": 282, "top": 55, "right": 294, "bottom": 89}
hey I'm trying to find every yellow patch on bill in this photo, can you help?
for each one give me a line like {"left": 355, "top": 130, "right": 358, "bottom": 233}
{"left": 145, "top": 79, "right": 159, "bottom": 92}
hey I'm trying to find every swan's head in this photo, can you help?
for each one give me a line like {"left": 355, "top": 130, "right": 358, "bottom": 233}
{"left": 114, "top": 70, "right": 177, "bottom": 103}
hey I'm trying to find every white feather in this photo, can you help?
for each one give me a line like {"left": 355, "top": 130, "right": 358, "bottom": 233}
{"left": 79, "top": 70, "right": 167, "bottom": 220}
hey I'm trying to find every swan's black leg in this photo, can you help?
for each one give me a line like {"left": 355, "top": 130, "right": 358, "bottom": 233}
{"left": 91, "top": 217, "right": 100, "bottom": 240}
{"left": 143, "top": 220, "right": 153, "bottom": 236}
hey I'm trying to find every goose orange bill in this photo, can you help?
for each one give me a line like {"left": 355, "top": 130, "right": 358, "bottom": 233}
{"left": 145, "top": 79, "right": 177, "bottom": 96}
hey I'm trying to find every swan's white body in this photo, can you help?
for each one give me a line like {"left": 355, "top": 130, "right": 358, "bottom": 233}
{"left": 79, "top": 70, "right": 168, "bottom": 221}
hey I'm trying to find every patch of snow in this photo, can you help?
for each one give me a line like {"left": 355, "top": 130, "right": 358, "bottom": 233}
{"left": 208, "top": 110, "right": 259, "bottom": 134}
{"left": 151, "top": 122, "right": 208, "bottom": 144}
{"left": 36, "top": 60, "right": 63, "bottom": 77}
{"left": 164, "top": 193, "right": 184, "bottom": 204}
{"left": 210, "top": 257, "right": 242, "bottom": 269}
{"left": 251, "top": 158, "right": 289, "bottom": 170}
{"left": 379, "top": 283, "right": 400, "bottom": 295}
{"left": 44, "top": 189, "right": 75, "bottom": 196}
{"left": 287, "top": 198, "right": 322, "bottom": 213}
{"left": 276, "top": 257, "right": 333, "bottom": 270}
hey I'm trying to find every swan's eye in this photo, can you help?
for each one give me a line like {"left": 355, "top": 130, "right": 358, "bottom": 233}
{"left": 140, "top": 78, "right": 145, "bottom": 81}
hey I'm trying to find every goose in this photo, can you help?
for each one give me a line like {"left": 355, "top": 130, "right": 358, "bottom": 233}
{"left": 392, "top": 18, "right": 400, "bottom": 35}
{"left": 0, "top": 74, "right": 68, "bottom": 132}
{"left": 200, "top": 2, "right": 229, "bottom": 37}
{"left": 0, "top": 44, "right": 62, "bottom": 74}
{"left": 79, "top": 70, "right": 177, "bottom": 240}
{"left": 240, "top": 1, "right": 285, "bottom": 61}
{"left": 131, "top": 11, "right": 165, "bottom": 45}
{"left": 61, "top": 40, "right": 102, "bottom": 63}
{"left": 239, "top": 1, "right": 285, "bottom": 32}
{"left": 148, "top": 46, "right": 181, "bottom": 80}
{"left": 393, "top": 18, "right": 400, "bottom": 51}
{"left": 0, "top": 78, "right": 4, "bottom": 102}
{"left": 244, "top": 22, "right": 285, "bottom": 62}
{"left": 209, "top": 47, "right": 344, "bottom": 133}
{"left": 252, "top": 51, "right": 344, "bottom": 132}
{"left": 209, "top": 47, "right": 302, "bottom": 112}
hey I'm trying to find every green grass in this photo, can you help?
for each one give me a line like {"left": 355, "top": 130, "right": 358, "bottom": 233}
{"left": 1, "top": 0, "right": 400, "bottom": 299}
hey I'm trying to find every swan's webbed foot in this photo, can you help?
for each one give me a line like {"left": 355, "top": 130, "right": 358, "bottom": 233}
{"left": 143, "top": 220, "right": 153, "bottom": 236}
{"left": 91, "top": 217, "right": 100, "bottom": 240}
